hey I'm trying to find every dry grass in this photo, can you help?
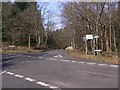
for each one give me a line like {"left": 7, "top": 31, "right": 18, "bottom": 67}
{"left": 67, "top": 50, "right": 118, "bottom": 65}
{"left": 2, "top": 49, "right": 42, "bottom": 54}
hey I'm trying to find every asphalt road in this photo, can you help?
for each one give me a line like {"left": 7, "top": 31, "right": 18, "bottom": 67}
{"left": 1, "top": 49, "right": 119, "bottom": 89}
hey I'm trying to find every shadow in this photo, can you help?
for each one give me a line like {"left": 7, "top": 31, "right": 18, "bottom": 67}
{"left": 2, "top": 57, "right": 15, "bottom": 70}
{"left": 2, "top": 61, "right": 14, "bottom": 70}
{"left": 2, "top": 58, "right": 13, "bottom": 62}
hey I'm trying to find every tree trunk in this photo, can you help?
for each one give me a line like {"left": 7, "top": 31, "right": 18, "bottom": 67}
{"left": 45, "top": 33, "right": 47, "bottom": 46}
{"left": 109, "top": 3, "right": 112, "bottom": 52}
{"left": 104, "top": 26, "right": 109, "bottom": 51}
{"left": 113, "top": 28, "right": 117, "bottom": 52}
{"left": 28, "top": 33, "right": 31, "bottom": 49}
{"left": 37, "top": 34, "right": 41, "bottom": 47}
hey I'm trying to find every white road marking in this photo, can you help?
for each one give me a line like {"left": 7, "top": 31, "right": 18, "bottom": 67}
{"left": 54, "top": 55, "right": 63, "bottom": 58}
{"left": 49, "top": 85, "right": 59, "bottom": 89}
{"left": 109, "top": 65, "right": 119, "bottom": 68}
{"left": 36, "top": 81, "right": 59, "bottom": 89}
{"left": 0, "top": 71, "right": 6, "bottom": 74}
{"left": 49, "top": 58, "right": 57, "bottom": 60}
{"left": 63, "top": 60, "right": 70, "bottom": 62}
{"left": 5, "top": 70, "right": 60, "bottom": 89}
{"left": 98, "top": 64, "right": 108, "bottom": 66}
{"left": 71, "top": 61, "right": 76, "bottom": 63}
{"left": 6, "top": 72, "right": 14, "bottom": 75}
{"left": 36, "top": 81, "right": 50, "bottom": 87}
{"left": 39, "top": 57, "right": 43, "bottom": 59}
{"left": 78, "top": 70, "right": 119, "bottom": 78}
{"left": 25, "top": 77, "right": 36, "bottom": 82}
{"left": 77, "top": 61, "right": 85, "bottom": 64}
{"left": 58, "top": 55, "right": 63, "bottom": 58}
{"left": 14, "top": 74, "right": 24, "bottom": 78}
{"left": 86, "top": 62, "right": 96, "bottom": 65}
{"left": 54, "top": 56, "right": 58, "bottom": 58}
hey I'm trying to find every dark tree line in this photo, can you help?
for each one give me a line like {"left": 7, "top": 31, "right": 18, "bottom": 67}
{"left": 2, "top": 1, "right": 69, "bottom": 49}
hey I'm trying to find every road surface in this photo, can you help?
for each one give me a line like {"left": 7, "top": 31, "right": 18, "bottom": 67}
{"left": 1, "top": 50, "right": 119, "bottom": 89}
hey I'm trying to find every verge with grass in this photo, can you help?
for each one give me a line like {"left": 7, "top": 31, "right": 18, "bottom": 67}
{"left": 2, "top": 49, "right": 43, "bottom": 54}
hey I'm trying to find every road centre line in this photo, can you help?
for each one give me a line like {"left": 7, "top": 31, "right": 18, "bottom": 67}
{"left": 63, "top": 60, "right": 70, "bottom": 62}
{"left": 39, "top": 57, "right": 43, "bottom": 58}
{"left": 109, "top": 65, "right": 119, "bottom": 67}
{"left": 77, "top": 61, "right": 85, "bottom": 64}
{"left": 86, "top": 62, "right": 96, "bottom": 65}
{"left": 25, "top": 77, "right": 36, "bottom": 82}
{"left": 14, "top": 74, "right": 24, "bottom": 78}
{"left": 3, "top": 71, "right": 60, "bottom": 89}
{"left": 71, "top": 61, "right": 76, "bottom": 63}
{"left": 36, "top": 81, "right": 59, "bottom": 89}
{"left": 98, "top": 64, "right": 108, "bottom": 66}
{"left": 36, "top": 81, "right": 50, "bottom": 87}
{"left": 6, "top": 72, "right": 14, "bottom": 75}
{"left": 0, "top": 71, "right": 6, "bottom": 74}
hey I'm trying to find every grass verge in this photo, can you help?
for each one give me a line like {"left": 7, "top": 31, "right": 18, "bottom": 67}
{"left": 2, "top": 49, "right": 43, "bottom": 54}
{"left": 67, "top": 50, "right": 118, "bottom": 65}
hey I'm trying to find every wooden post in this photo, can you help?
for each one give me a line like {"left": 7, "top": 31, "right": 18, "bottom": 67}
{"left": 28, "top": 33, "right": 31, "bottom": 49}
{"left": 85, "top": 39, "right": 87, "bottom": 55}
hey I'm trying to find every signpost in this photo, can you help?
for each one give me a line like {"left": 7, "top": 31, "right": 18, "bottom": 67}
{"left": 85, "top": 34, "right": 93, "bottom": 54}
{"left": 84, "top": 34, "right": 101, "bottom": 55}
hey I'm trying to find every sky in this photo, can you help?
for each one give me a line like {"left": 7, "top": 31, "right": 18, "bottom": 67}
{"left": 37, "top": 2, "right": 63, "bottom": 29}
{"left": 46, "top": 2, "right": 62, "bottom": 29}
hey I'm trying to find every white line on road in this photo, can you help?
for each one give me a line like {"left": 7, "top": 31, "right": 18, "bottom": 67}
{"left": 36, "top": 81, "right": 59, "bottom": 89}
{"left": 71, "top": 61, "right": 76, "bottom": 63}
{"left": 4, "top": 70, "right": 60, "bottom": 89}
{"left": 54, "top": 55, "right": 63, "bottom": 58}
{"left": 49, "top": 58, "right": 57, "bottom": 60}
{"left": 0, "top": 71, "right": 6, "bottom": 74}
{"left": 98, "top": 64, "right": 108, "bottom": 66}
{"left": 86, "top": 62, "right": 96, "bottom": 65}
{"left": 36, "top": 81, "right": 50, "bottom": 87}
{"left": 78, "top": 70, "right": 119, "bottom": 78}
{"left": 6, "top": 72, "right": 14, "bottom": 75}
{"left": 63, "top": 60, "right": 70, "bottom": 62}
{"left": 25, "top": 77, "right": 36, "bottom": 82}
{"left": 77, "top": 61, "right": 85, "bottom": 64}
{"left": 109, "top": 65, "right": 119, "bottom": 68}
{"left": 39, "top": 57, "right": 43, "bottom": 59}
{"left": 14, "top": 74, "right": 24, "bottom": 78}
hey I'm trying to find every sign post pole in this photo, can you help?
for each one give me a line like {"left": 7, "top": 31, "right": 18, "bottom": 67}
{"left": 85, "top": 39, "right": 87, "bottom": 55}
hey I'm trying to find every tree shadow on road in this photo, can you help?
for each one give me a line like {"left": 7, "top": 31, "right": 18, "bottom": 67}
{"left": 2, "top": 58, "right": 15, "bottom": 70}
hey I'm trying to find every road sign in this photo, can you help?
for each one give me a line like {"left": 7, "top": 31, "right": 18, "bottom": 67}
{"left": 94, "top": 35, "right": 99, "bottom": 39}
{"left": 85, "top": 35, "right": 93, "bottom": 40}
